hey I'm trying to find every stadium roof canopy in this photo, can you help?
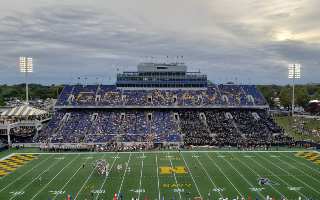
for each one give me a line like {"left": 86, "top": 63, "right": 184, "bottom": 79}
{"left": 0, "top": 105, "right": 47, "bottom": 117}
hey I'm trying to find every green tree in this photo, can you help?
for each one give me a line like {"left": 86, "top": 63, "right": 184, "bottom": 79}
{"left": 257, "top": 85, "right": 277, "bottom": 107}
{"left": 295, "top": 87, "right": 310, "bottom": 107}
{"left": 279, "top": 86, "right": 291, "bottom": 109}
{"left": 314, "top": 91, "right": 320, "bottom": 100}
{"left": 0, "top": 98, "right": 4, "bottom": 106}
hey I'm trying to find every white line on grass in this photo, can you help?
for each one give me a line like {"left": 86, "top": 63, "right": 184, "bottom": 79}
{"left": 74, "top": 153, "right": 107, "bottom": 200}
{"left": 192, "top": 153, "right": 222, "bottom": 198}
{"left": 52, "top": 155, "right": 92, "bottom": 200}
{"left": 218, "top": 152, "right": 266, "bottom": 200}
{"left": 167, "top": 152, "right": 181, "bottom": 200}
{"left": 0, "top": 155, "right": 53, "bottom": 193}
{"left": 30, "top": 154, "right": 80, "bottom": 200}
{"left": 271, "top": 154, "right": 320, "bottom": 195}
{"left": 9, "top": 156, "right": 63, "bottom": 200}
{"left": 258, "top": 153, "right": 314, "bottom": 197}
{"left": 0, "top": 153, "right": 14, "bottom": 161}
{"left": 179, "top": 152, "right": 202, "bottom": 198}
{"left": 95, "top": 152, "right": 119, "bottom": 200}
{"left": 118, "top": 153, "right": 132, "bottom": 195}
{"left": 282, "top": 153, "right": 320, "bottom": 175}
{"left": 206, "top": 153, "right": 244, "bottom": 198}
{"left": 138, "top": 152, "right": 144, "bottom": 200}
{"left": 251, "top": 153, "right": 307, "bottom": 199}
{"left": 236, "top": 154, "right": 287, "bottom": 199}
{"left": 155, "top": 154, "right": 161, "bottom": 200}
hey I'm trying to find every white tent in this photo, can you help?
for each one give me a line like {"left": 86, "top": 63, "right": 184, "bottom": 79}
{"left": 0, "top": 105, "right": 47, "bottom": 117}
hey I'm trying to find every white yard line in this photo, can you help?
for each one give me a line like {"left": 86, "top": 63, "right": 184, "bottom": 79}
{"left": 0, "top": 153, "right": 15, "bottom": 161}
{"left": 167, "top": 152, "right": 182, "bottom": 200}
{"left": 179, "top": 152, "right": 202, "bottom": 198}
{"left": 74, "top": 166, "right": 97, "bottom": 200}
{"left": 282, "top": 152, "right": 320, "bottom": 175}
{"left": 0, "top": 155, "right": 52, "bottom": 193}
{"left": 218, "top": 152, "right": 266, "bottom": 200}
{"left": 258, "top": 153, "right": 312, "bottom": 197}
{"left": 206, "top": 153, "right": 243, "bottom": 198}
{"left": 251, "top": 153, "right": 307, "bottom": 199}
{"left": 118, "top": 153, "right": 132, "bottom": 195}
{"left": 30, "top": 154, "right": 80, "bottom": 200}
{"left": 193, "top": 153, "right": 223, "bottom": 198}
{"left": 52, "top": 155, "right": 91, "bottom": 200}
{"left": 155, "top": 154, "right": 161, "bottom": 200}
{"left": 271, "top": 154, "right": 320, "bottom": 195}
{"left": 74, "top": 153, "right": 107, "bottom": 200}
{"left": 9, "top": 156, "right": 63, "bottom": 200}
{"left": 95, "top": 152, "right": 119, "bottom": 200}
{"left": 236, "top": 154, "right": 287, "bottom": 199}
{"left": 138, "top": 152, "right": 144, "bottom": 200}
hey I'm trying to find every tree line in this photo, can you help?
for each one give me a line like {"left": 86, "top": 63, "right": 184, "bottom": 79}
{"left": 257, "top": 84, "right": 320, "bottom": 109}
{"left": 0, "top": 84, "right": 63, "bottom": 106}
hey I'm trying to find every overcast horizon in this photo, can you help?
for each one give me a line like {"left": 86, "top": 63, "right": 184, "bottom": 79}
{"left": 0, "top": 0, "right": 319, "bottom": 85}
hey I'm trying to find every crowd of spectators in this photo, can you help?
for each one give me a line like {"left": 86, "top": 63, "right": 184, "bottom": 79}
{"left": 180, "top": 111, "right": 211, "bottom": 145}
{"left": 181, "top": 110, "right": 293, "bottom": 147}
{"left": 56, "top": 84, "right": 267, "bottom": 107}
{"left": 34, "top": 84, "right": 293, "bottom": 147}
{"left": 38, "top": 110, "right": 182, "bottom": 144}
{"left": 37, "top": 108, "right": 292, "bottom": 147}
{"left": 293, "top": 117, "right": 320, "bottom": 139}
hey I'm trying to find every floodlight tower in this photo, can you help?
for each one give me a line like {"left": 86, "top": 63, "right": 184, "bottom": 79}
{"left": 19, "top": 57, "right": 33, "bottom": 104}
{"left": 288, "top": 64, "right": 301, "bottom": 116}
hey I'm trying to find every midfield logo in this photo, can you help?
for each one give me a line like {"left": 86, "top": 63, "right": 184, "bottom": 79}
{"left": 159, "top": 166, "right": 187, "bottom": 174}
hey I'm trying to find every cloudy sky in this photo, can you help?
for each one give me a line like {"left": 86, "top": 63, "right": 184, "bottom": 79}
{"left": 0, "top": 0, "right": 319, "bottom": 85}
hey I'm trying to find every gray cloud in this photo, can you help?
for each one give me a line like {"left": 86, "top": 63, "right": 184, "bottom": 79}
{"left": 0, "top": 0, "right": 319, "bottom": 85}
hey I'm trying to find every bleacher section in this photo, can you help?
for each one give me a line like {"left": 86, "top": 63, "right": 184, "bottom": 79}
{"left": 56, "top": 84, "right": 267, "bottom": 107}
{"left": 38, "top": 108, "right": 292, "bottom": 146}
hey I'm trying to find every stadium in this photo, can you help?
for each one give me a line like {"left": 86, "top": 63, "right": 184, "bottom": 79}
{"left": 0, "top": 62, "right": 319, "bottom": 200}
{"left": 36, "top": 62, "right": 292, "bottom": 148}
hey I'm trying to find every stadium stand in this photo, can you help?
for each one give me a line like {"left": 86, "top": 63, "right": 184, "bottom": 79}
{"left": 37, "top": 62, "right": 292, "bottom": 148}
{"left": 55, "top": 85, "right": 267, "bottom": 107}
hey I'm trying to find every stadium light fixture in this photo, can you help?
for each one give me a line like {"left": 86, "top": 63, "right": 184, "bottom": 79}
{"left": 19, "top": 57, "right": 33, "bottom": 104}
{"left": 288, "top": 64, "right": 301, "bottom": 116}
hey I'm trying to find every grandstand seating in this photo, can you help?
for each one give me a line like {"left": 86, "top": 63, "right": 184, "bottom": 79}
{"left": 38, "top": 110, "right": 291, "bottom": 146}
{"left": 37, "top": 84, "right": 292, "bottom": 146}
{"left": 55, "top": 84, "right": 268, "bottom": 107}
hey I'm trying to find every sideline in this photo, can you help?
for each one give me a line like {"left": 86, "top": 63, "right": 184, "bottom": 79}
{"left": 5, "top": 150, "right": 317, "bottom": 155}
{"left": 0, "top": 153, "right": 15, "bottom": 161}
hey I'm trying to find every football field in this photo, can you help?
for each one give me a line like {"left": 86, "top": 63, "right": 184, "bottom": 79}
{"left": 0, "top": 150, "right": 319, "bottom": 200}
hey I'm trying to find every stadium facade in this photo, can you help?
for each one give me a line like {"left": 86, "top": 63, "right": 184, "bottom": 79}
{"left": 116, "top": 62, "right": 207, "bottom": 88}
{"left": 37, "top": 62, "right": 292, "bottom": 147}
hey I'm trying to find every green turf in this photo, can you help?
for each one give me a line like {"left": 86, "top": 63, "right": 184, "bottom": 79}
{"left": 0, "top": 151, "right": 319, "bottom": 200}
